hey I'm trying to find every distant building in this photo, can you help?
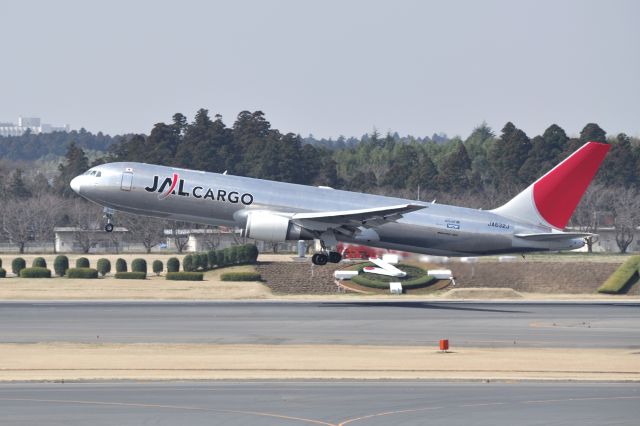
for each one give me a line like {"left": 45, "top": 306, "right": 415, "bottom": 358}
{"left": 0, "top": 116, "right": 70, "bottom": 137}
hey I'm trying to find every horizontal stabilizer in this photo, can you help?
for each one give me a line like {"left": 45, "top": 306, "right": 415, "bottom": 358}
{"left": 514, "top": 232, "right": 594, "bottom": 242}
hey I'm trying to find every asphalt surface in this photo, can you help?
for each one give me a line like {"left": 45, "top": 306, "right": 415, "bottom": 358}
{"left": 0, "top": 301, "right": 638, "bottom": 348}
{"left": 0, "top": 381, "right": 638, "bottom": 425}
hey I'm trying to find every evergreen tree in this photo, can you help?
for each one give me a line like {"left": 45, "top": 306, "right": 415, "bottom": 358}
{"left": 580, "top": 123, "right": 606, "bottom": 144}
{"left": 491, "top": 122, "right": 531, "bottom": 187}
{"left": 518, "top": 124, "right": 568, "bottom": 182}
{"left": 437, "top": 142, "right": 472, "bottom": 192}
{"left": 598, "top": 133, "right": 635, "bottom": 187}
{"left": 55, "top": 142, "right": 89, "bottom": 197}
{"left": 407, "top": 153, "right": 439, "bottom": 193}
{"left": 7, "top": 169, "right": 31, "bottom": 198}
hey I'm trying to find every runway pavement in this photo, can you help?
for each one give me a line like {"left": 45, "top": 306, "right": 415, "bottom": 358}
{"left": 0, "top": 381, "right": 638, "bottom": 425}
{"left": 0, "top": 300, "right": 638, "bottom": 348}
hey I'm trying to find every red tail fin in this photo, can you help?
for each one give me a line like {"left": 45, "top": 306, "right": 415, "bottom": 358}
{"left": 492, "top": 142, "right": 610, "bottom": 229}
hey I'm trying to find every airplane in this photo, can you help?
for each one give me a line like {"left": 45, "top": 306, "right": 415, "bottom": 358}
{"left": 70, "top": 141, "right": 609, "bottom": 265}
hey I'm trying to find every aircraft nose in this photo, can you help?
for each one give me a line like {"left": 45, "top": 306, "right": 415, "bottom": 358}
{"left": 70, "top": 176, "right": 82, "bottom": 194}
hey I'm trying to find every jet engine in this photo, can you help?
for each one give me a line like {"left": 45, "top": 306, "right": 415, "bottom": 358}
{"left": 244, "top": 212, "right": 314, "bottom": 242}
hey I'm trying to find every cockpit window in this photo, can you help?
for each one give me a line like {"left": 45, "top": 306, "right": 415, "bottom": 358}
{"left": 96, "top": 171, "right": 101, "bottom": 177}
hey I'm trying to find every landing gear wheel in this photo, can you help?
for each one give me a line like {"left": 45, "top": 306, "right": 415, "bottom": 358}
{"left": 104, "top": 223, "right": 114, "bottom": 233}
{"left": 312, "top": 253, "right": 329, "bottom": 266}
{"left": 328, "top": 251, "right": 342, "bottom": 263}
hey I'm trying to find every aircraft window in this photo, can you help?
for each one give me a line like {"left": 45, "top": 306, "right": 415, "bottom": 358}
{"left": 90, "top": 171, "right": 96, "bottom": 176}
{"left": 96, "top": 171, "right": 101, "bottom": 177}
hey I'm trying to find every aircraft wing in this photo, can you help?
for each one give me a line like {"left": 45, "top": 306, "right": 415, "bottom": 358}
{"left": 291, "top": 203, "right": 426, "bottom": 231}
{"left": 514, "top": 232, "right": 595, "bottom": 241}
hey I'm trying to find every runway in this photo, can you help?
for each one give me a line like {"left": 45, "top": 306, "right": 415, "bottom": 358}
{"left": 0, "top": 300, "right": 638, "bottom": 348}
{"left": 0, "top": 381, "right": 638, "bottom": 425}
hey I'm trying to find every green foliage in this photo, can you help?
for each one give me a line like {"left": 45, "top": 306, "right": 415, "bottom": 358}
{"left": 0, "top": 259, "right": 2, "bottom": 267}
{"left": 55, "top": 142, "right": 91, "bottom": 197}
{"left": 152, "top": 260, "right": 163, "bottom": 275}
{"left": 227, "top": 246, "right": 239, "bottom": 265}
{"left": 246, "top": 244, "right": 259, "bottom": 263}
{"left": 76, "top": 257, "right": 90, "bottom": 268}
{"left": 0, "top": 129, "right": 114, "bottom": 162}
{"left": 67, "top": 268, "right": 99, "bottom": 279}
{"left": 598, "top": 256, "right": 640, "bottom": 294}
{"left": 32, "top": 257, "right": 47, "bottom": 268}
{"left": 0, "top": 268, "right": 6, "bottom": 278}
{"left": 114, "top": 272, "right": 147, "bottom": 279}
{"left": 131, "top": 258, "right": 147, "bottom": 274}
{"left": 115, "top": 258, "right": 127, "bottom": 273}
{"left": 96, "top": 258, "right": 111, "bottom": 276}
{"left": 183, "top": 254, "right": 194, "bottom": 272}
{"left": 197, "top": 253, "right": 209, "bottom": 270}
{"left": 220, "top": 272, "right": 261, "bottom": 281}
{"left": 166, "top": 272, "right": 204, "bottom": 281}
{"left": 12, "top": 258, "right": 26, "bottom": 275}
{"left": 167, "top": 257, "right": 180, "bottom": 272}
{"left": 54, "top": 255, "right": 69, "bottom": 277}
{"left": 20, "top": 267, "right": 52, "bottom": 278}
{"left": 349, "top": 263, "right": 436, "bottom": 290}
{"left": 207, "top": 251, "right": 218, "bottom": 268}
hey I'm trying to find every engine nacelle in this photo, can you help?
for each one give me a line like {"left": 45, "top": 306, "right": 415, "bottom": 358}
{"left": 244, "top": 212, "right": 314, "bottom": 242}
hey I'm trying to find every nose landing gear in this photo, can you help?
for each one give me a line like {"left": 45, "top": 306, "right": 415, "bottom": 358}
{"left": 103, "top": 208, "right": 115, "bottom": 233}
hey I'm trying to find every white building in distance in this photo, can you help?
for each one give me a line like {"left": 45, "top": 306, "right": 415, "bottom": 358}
{"left": 0, "top": 116, "right": 70, "bottom": 137}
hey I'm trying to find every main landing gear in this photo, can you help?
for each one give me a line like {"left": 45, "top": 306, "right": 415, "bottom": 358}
{"left": 311, "top": 239, "right": 342, "bottom": 265}
{"left": 103, "top": 208, "right": 115, "bottom": 233}
{"left": 311, "top": 251, "right": 342, "bottom": 266}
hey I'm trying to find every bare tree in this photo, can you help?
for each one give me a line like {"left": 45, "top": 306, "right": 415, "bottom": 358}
{"left": 68, "top": 201, "right": 103, "bottom": 253}
{"left": 607, "top": 187, "right": 640, "bottom": 253}
{"left": 121, "top": 214, "right": 166, "bottom": 253}
{"left": 0, "top": 199, "right": 38, "bottom": 253}
{"left": 199, "top": 226, "right": 222, "bottom": 251}
{"left": 168, "top": 221, "right": 189, "bottom": 253}
{"left": 571, "top": 184, "right": 607, "bottom": 252}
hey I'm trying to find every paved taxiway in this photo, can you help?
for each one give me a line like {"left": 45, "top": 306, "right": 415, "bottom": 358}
{"left": 1, "top": 381, "right": 638, "bottom": 425}
{"left": 0, "top": 301, "right": 638, "bottom": 348}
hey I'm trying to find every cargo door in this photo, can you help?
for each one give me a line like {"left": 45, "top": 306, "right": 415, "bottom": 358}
{"left": 121, "top": 171, "right": 133, "bottom": 191}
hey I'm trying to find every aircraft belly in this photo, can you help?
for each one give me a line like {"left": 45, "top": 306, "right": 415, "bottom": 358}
{"left": 347, "top": 222, "right": 514, "bottom": 256}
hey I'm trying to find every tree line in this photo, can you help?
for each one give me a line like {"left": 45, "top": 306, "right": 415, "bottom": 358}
{"left": 1, "top": 109, "right": 639, "bottom": 253}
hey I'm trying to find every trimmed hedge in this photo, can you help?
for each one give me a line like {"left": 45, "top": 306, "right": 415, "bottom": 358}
{"left": 76, "top": 257, "right": 90, "bottom": 268}
{"left": 67, "top": 268, "right": 99, "bottom": 279}
{"left": 598, "top": 256, "right": 640, "bottom": 294}
{"left": 350, "top": 262, "right": 437, "bottom": 290}
{"left": 20, "top": 267, "right": 52, "bottom": 278}
{"left": 207, "top": 251, "right": 218, "bottom": 268}
{"left": 32, "top": 257, "right": 47, "bottom": 268}
{"left": 352, "top": 273, "right": 436, "bottom": 289}
{"left": 185, "top": 245, "right": 260, "bottom": 272}
{"left": 197, "top": 253, "right": 208, "bottom": 270}
{"left": 0, "top": 258, "right": 2, "bottom": 267}
{"left": 220, "top": 272, "right": 261, "bottom": 281}
{"left": 96, "top": 258, "right": 111, "bottom": 277}
{"left": 114, "top": 271, "right": 146, "bottom": 279}
{"left": 115, "top": 258, "right": 127, "bottom": 273}
{"left": 183, "top": 254, "right": 194, "bottom": 272}
{"left": 152, "top": 260, "right": 163, "bottom": 275}
{"left": 12, "top": 258, "right": 26, "bottom": 275}
{"left": 54, "top": 255, "right": 69, "bottom": 277}
{"left": 0, "top": 268, "right": 6, "bottom": 278}
{"left": 167, "top": 257, "right": 180, "bottom": 272}
{"left": 132, "top": 258, "right": 147, "bottom": 274}
{"left": 166, "top": 271, "right": 204, "bottom": 281}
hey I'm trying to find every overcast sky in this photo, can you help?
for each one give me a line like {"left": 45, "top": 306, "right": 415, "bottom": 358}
{"left": 2, "top": 0, "right": 638, "bottom": 139}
